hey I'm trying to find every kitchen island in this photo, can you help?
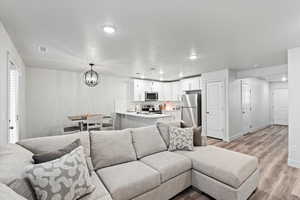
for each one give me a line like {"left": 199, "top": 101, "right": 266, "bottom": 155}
{"left": 115, "top": 112, "right": 172, "bottom": 129}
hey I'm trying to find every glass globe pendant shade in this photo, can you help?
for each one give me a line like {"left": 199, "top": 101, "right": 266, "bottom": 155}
{"left": 84, "top": 63, "right": 99, "bottom": 87}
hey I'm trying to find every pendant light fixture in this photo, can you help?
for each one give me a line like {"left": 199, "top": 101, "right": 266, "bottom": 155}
{"left": 84, "top": 63, "right": 99, "bottom": 87}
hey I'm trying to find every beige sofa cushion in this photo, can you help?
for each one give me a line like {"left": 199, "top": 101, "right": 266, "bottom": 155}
{"left": 131, "top": 125, "right": 167, "bottom": 159}
{"left": 79, "top": 171, "right": 112, "bottom": 200}
{"left": 0, "top": 182, "right": 27, "bottom": 200}
{"left": 141, "top": 151, "right": 192, "bottom": 182}
{"left": 90, "top": 129, "right": 137, "bottom": 169}
{"left": 176, "top": 146, "right": 258, "bottom": 189}
{"left": 17, "top": 132, "right": 90, "bottom": 156}
{"left": 97, "top": 161, "right": 160, "bottom": 200}
{"left": 0, "top": 144, "right": 33, "bottom": 184}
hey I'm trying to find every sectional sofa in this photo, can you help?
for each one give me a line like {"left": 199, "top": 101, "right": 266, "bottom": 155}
{"left": 0, "top": 123, "right": 259, "bottom": 200}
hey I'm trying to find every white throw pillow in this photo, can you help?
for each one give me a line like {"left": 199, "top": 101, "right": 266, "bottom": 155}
{"left": 168, "top": 126, "right": 194, "bottom": 151}
{"left": 25, "top": 146, "right": 95, "bottom": 200}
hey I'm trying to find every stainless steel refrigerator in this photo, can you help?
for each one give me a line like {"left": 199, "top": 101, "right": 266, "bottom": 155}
{"left": 181, "top": 93, "right": 202, "bottom": 127}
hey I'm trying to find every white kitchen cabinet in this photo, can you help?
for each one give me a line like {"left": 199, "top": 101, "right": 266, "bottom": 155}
{"left": 132, "top": 79, "right": 145, "bottom": 101}
{"left": 180, "top": 76, "right": 202, "bottom": 91}
{"left": 171, "top": 81, "right": 181, "bottom": 101}
{"left": 131, "top": 79, "right": 183, "bottom": 102}
{"left": 144, "top": 81, "right": 160, "bottom": 92}
{"left": 163, "top": 110, "right": 182, "bottom": 121}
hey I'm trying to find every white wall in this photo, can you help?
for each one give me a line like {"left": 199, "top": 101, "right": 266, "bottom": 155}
{"left": 244, "top": 78, "right": 270, "bottom": 132}
{"left": 228, "top": 70, "right": 243, "bottom": 140}
{"left": 26, "top": 67, "right": 129, "bottom": 138}
{"left": 288, "top": 47, "right": 300, "bottom": 168}
{"left": 0, "top": 22, "right": 26, "bottom": 144}
{"left": 202, "top": 69, "right": 270, "bottom": 142}
{"left": 228, "top": 75, "right": 270, "bottom": 140}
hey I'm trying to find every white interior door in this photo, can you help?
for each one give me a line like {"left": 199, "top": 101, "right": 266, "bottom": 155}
{"left": 272, "top": 89, "right": 288, "bottom": 125}
{"left": 206, "top": 82, "right": 224, "bottom": 139}
{"left": 8, "top": 60, "right": 20, "bottom": 143}
{"left": 241, "top": 82, "right": 252, "bottom": 134}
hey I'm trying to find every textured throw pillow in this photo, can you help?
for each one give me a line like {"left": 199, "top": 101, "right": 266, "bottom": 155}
{"left": 181, "top": 122, "right": 206, "bottom": 146}
{"left": 168, "top": 126, "right": 194, "bottom": 151}
{"left": 131, "top": 125, "right": 167, "bottom": 159}
{"left": 32, "top": 139, "right": 81, "bottom": 164}
{"left": 8, "top": 178, "right": 37, "bottom": 200}
{"left": 25, "top": 146, "right": 95, "bottom": 200}
{"left": 0, "top": 182, "right": 27, "bottom": 200}
{"left": 156, "top": 121, "right": 181, "bottom": 147}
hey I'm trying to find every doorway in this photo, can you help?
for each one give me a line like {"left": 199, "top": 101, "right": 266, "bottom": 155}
{"left": 7, "top": 57, "right": 20, "bottom": 143}
{"left": 206, "top": 81, "right": 225, "bottom": 139}
{"left": 272, "top": 89, "right": 288, "bottom": 125}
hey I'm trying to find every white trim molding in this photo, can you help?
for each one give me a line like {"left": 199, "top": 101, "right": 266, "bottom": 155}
{"left": 288, "top": 158, "right": 300, "bottom": 169}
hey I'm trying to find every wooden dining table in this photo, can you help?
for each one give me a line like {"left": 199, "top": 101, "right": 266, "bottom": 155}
{"left": 68, "top": 114, "right": 112, "bottom": 131}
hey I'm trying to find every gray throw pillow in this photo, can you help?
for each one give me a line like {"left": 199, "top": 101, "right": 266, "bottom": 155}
{"left": 169, "top": 126, "right": 194, "bottom": 151}
{"left": 90, "top": 129, "right": 137, "bottom": 169}
{"left": 25, "top": 146, "right": 95, "bottom": 200}
{"left": 0, "top": 182, "right": 27, "bottom": 200}
{"left": 181, "top": 122, "right": 206, "bottom": 146}
{"left": 32, "top": 139, "right": 81, "bottom": 164}
{"left": 131, "top": 125, "right": 167, "bottom": 159}
{"left": 8, "top": 178, "right": 37, "bottom": 200}
{"left": 32, "top": 139, "right": 94, "bottom": 176}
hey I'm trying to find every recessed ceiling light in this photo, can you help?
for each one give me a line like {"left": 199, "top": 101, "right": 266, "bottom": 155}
{"left": 103, "top": 25, "right": 116, "bottom": 34}
{"left": 160, "top": 77, "right": 163, "bottom": 81}
{"left": 159, "top": 70, "right": 164, "bottom": 75}
{"left": 141, "top": 75, "right": 145, "bottom": 79}
{"left": 179, "top": 72, "right": 183, "bottom": 77}
{"left": 281, "top": 76, "right": 287, "bottom": 82}
{"left": 189, "top": 54, "right": 198, "bottom": 60}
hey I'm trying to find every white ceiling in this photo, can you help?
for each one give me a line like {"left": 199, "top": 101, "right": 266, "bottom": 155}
{"left": 0, "top": 0, "right": 300, "bottom": 80}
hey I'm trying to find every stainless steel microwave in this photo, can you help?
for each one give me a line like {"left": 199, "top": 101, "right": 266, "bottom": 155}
{"left": 145, "top": 92, "right": 158, "bottom": 101}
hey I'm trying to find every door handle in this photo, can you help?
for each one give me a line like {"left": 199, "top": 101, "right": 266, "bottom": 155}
{"left": 9, "top": 126, "right": 14, "bottom": 130}
{"left": 206, "top": 112, "right": 210, "bottom": 114}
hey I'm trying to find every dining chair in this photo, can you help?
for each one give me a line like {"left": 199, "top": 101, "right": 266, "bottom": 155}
{"left": 86, "top": 115, "right": 104, "bottom": 131}
{"left": 101, "top": 114, "right": 115, "bottom": 130}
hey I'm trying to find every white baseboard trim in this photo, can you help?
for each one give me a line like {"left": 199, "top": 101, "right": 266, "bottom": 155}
{"left": 229, "top": 131, "right": 244, "bottom": 141}
{"left": 288, "top": 158, "right": 300, "bottom": 169}
{"left": 249, "top": 124, "right": 271, "bottom": 133}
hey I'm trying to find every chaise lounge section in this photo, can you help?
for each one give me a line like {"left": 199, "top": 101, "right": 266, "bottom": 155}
{"left": 0, "top": 123, "right": 259, "bottom": 200}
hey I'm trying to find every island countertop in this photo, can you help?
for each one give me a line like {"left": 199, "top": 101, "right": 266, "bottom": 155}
{"left": 115, "top": 112, "right": 171, "bottom": 119}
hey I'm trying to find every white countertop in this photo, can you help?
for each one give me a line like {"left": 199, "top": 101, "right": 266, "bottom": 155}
{"left": 116, "top": 112, "right": 171, "bottom": 119}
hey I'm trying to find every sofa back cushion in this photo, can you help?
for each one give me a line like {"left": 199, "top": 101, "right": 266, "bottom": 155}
{"left": 0, "top": 144, "right": 33, "bottom": 185}
{"left": 0, "top": 182, "right": 27, "bottom": 200}
{"left": 131, "top": 125, "right": 167, "bottom": 159}
{"left": 156, "top": 121, "right": 181, "bottom": 147}
{"left": 17, "top": 132, "right": 90, "bottom": 157}
{"left": 90, "top": 129, "right": 137, "bottom": 169}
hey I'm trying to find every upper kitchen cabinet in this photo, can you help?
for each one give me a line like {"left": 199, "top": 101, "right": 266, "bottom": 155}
{"left": 130, "top": 79, "right": 184, "bottom": 102}
{"left": 180, "top": 76, "right": 202, "bottom": 91}
{"left": 131, "top": 79, "right": 145, "bottom": 101}
{"left": 143, "top": 80, "right": 160, "bottom": 92}
{"left": 171, "top": 81, "right": 182, "bottom": 101}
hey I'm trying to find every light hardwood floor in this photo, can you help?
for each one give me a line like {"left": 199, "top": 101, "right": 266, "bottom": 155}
{"left": 172, "top": 125, "right": 300, "bottom": 200}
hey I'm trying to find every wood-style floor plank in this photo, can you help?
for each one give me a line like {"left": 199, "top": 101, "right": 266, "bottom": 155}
{"left": 172, "top": 126, "right": 300, "bottom": 200}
